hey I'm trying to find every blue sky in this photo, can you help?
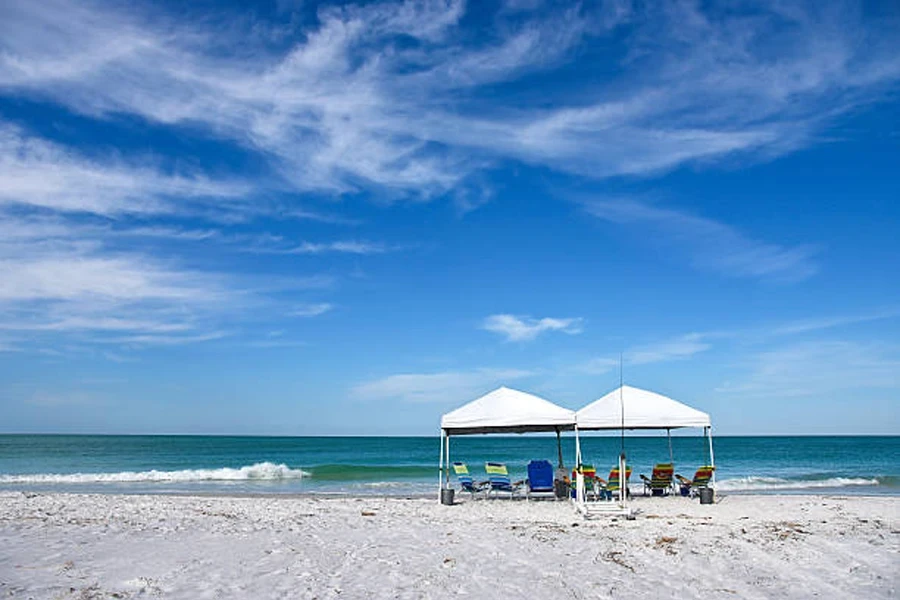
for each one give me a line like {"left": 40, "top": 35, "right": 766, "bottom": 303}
{"left": 0, "top": 0, "right": 898, "bottom": 435}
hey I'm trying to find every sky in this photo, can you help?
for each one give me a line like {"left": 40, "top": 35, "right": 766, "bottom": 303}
{"left": 0, "top": 0, "right": 898, "bottom": 436}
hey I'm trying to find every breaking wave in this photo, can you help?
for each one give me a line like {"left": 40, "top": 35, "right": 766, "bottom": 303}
{"left": 0, "top": 462, "right": 309, "bottom": 484}
{"left": 717, "top": 476, "right": 880, "bottom": 492}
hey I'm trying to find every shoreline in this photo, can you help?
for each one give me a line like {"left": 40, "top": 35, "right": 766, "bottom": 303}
{"left": 2, "top": 486, "right": 898, "bottom": 500}
{"left": 2, "top": 491, "right": 897, "bottom": 599}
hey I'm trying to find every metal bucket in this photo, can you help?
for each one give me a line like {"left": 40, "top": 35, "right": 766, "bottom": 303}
{"left": 440, "top": 488, "right": 455, "bottom": 505}
{"left": 699, "top": 487, "right": 715, "bottom": 505}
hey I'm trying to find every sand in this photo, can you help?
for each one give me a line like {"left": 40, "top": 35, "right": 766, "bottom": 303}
{"left": 0, "top": 491, "right": 897, "bottom": 599}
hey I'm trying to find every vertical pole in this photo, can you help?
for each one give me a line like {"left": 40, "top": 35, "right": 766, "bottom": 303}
{"left": 619, "top": 360, "right": 626, "bottom": 506}
{"left": 556, "top": 428, "right": 563, "bottom": 469}
{"left": 667, "top": 428, "right": 674, "bottom": 465}
{"left": 574, "top": 425, "right": 582, "bottom": 504}
{"left": 445, "top": 434, "right": 451, "bottom": 488}
{"left": 707, "top": 426, "right": 716, "bottom": 488}
{"left": 438, "top": 429, "right": 445, "bottom": 499}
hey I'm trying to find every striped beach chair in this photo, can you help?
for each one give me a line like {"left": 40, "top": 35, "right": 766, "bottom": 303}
{"left": 600, "top": 465, "right": 632, "bottom": 500}
{"left": 676, "top": 465, "right": 715, "bottom": 497}
{"left": 485, "top": 462, "right": 523, "bottom": 498}
{"left": 640, "top": 463, "right": 675, "bottom": 496}
{"left": 571, "top": 464, "right": 600, "bottom": 500}
{"left": 452, "top": 462, "right": 487, "bottom": 498}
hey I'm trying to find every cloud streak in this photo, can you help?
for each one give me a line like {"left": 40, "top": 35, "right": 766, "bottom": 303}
{"left": 716, "top": 341, "right": 900, "bottom": 398}
{"left": 584, "top": 199, "right": 819, "bottom": 281}
{"left": 0, "top": 124, "right": 250, "bottom": 216}
{"left": 2, "top": 0, "right": 897, "bottom": 197}
{"left": 482, "top": 314, "right": 584, "bottom": 342}
{"left": 351, "top": 367, "right": 534, "bottom": 403}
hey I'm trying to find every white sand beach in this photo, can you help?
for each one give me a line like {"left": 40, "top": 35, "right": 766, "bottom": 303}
{"left": 0, "top": 491, "right": 897, "bottom": 599}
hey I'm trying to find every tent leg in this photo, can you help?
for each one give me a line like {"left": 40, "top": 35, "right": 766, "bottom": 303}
{"left": 556, "top": 429, "right": 563, "bottom": 469}
{"left": 574, "top": 426, "right": 582, "bottom": 504}
{"left": 448, "top": 433, "right": 453, "bottom": 486}
{"left": 707, "top": 427, "right": 716, "bottom": 488}
{"left": 438, "top": 430, "right": 445, "bottom": 499}
{"left": 667, "top": 428, "right": 673, "bottom": 465}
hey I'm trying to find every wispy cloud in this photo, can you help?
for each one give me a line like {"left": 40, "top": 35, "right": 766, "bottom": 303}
{"left": 0, "top": 124, "right": 250, "bottom": 216}
{"left": 572, "top": 357, "right": 620, "bottom": 376}
{"left": 2, "top": 1, "right": 896, "bottom": 197}
{"left": 482, "top": 314, "right": 584, "bottom": 342}
{"left": 0, "top": 211, "right": 337, "bottom": 351}
{"left": 351, "top": 367, "right": 534, "bottom": 403}
{"left": 290, "top": 303, "right": 334, "bottom": 318}
{"left": 261, "top": 241, "right": 391, "bottom": 255}
{"left": 625, "top": 333, "right": 713, "bottom": 365}
{"left": 716, "top": 340, "right": 900, "bottom": 398}
{"left": 584, "top": 198, "right": 819, "bottom": 281}
{"left": 573, "top": 333, "right": 712, "bottom": 374}
{"left": 768, "top": 308, "right": 900, "bottom": 336}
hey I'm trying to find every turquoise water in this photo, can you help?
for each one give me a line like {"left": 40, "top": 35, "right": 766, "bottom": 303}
{"left": 0, "top": 435, "right": 897, "bottom": 497}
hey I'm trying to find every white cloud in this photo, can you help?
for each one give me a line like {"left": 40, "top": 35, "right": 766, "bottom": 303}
{"left": 351, "top": 367, "right": 534, "bottom": 403}
{"left": 0, "top": 211, "right": 336, "bottom": 350}
{"left": 482, "top": 314, "right": 583, "bottom": 342}
{"left": 290, "top": 303, "right": 334, "bottom": 317}
{"left": 584, "top": 199, "right": 819, "bottom": 281}
{"left": 2, "top": 1, "right": 896, "bottom": 197}
{"left": 573, "top": 357, "right": 619, "bottom": 375}
{"left": 272, "top": 241, "right": 390, "bottom": 255}
{"left": 0, "top": 124, "right": 250, "bottom": 216}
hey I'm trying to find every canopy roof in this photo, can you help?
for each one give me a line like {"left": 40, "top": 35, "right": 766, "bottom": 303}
{"left": 576, "top": 385, "right": 710, "bottom": 430}
{"left": 441, "top": 386, "right": 576, "bottom": 435}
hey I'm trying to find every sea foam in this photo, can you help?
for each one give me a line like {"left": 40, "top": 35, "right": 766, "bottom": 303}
{"left": 0, "top": 462, "right": 309, "bottom": 484}
{"left": 717, "top": 475, "right": 879, "bottom": 492}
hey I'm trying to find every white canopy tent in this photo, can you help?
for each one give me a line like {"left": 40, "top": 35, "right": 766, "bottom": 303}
{"left": 573, "top": 385, "right": 715, "bottom": 515}
{"left": 439, "top": 387, "right": 576, "bottom": 497}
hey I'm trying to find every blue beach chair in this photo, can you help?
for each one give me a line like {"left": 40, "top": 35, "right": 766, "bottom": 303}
{"left": 485, "top": 462, "right": 523, "bottom": 498}
{"left": 525, "top": 460, "right": 556, "bottom": 500}
{"left": 452, "top": 462, "right": 487, "bottom": 498}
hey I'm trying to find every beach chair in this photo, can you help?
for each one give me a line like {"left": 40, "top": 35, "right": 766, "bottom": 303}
{"left": 525, "top": 460, "right": 556, "bottom": 500}
{"left": 640, "top": 463, "right": 675, "bottom": 496}
{"left": 675, "top": 465, "right": 715, "bottom": 497}
{"left": 597, "top": 465, "right": 632, "bottom": 500}
{"left": 571, "top": 464, "right": 600, "bottom": 500}
{"left": 485, "top": 462, "right": 523, "bottom": 498}
{"left": 452, "top": 462, "right": 487, "bottom": 499}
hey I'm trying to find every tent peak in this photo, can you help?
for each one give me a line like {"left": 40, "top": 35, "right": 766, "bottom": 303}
{"left": 440, "top": 386, "right": 575, "bottom": 434}
{"left": 576, "top": 384, "right": 710, "bottom": 430}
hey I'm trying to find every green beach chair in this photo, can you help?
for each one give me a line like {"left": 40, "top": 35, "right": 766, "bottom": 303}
{"left": 676, "top": 465, "right": 715, "bottom": 497}
{"left": 640, "top": 463, "right": 675, "bottom": 496}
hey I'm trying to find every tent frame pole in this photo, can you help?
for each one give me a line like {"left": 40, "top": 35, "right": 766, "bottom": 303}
{"left": 707, "top": 426, "right": 716, "bottom": 488}
{"left": 556, "top": 428, "right": 564, "bottom": 469}
{"left": 574, "top": 425, "right": 582, "bottom": 505}
{"left": 446, "top": 434, "right": 451, "bottom": 488}
{"left": 438, "top": 429, "right": 445, "bottom": 498}
{"left": 667, "top": 428, "right": 674, "bottom": 465}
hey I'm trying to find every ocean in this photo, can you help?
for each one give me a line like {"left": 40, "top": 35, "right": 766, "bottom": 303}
{"left": 0, "top": 434, "right": 897, "bottom": 497}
